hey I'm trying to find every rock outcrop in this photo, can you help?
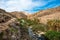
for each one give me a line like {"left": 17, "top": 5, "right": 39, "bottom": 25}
{"left": 0, "top": 9, "right": 30, "bottom": 40}
{"left": 0, "top": 9, "right": 21, "bottom": 40}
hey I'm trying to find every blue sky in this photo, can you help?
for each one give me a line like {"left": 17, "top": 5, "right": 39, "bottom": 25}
{"left": 0, "top": 0, "right": 60, "bottom": 13}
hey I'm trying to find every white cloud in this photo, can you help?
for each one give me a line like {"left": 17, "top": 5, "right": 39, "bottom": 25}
{"left": 0, "top": 0, "right": 48, "bottom": 12}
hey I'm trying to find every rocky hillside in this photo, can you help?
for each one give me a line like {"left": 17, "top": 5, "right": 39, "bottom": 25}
{"left": 29, "top": 6, "right": 60, "bottom": 24}
{"left": 0, "top": 8, "right": 29, "bottom": 31}
{"left": 9, "top": 11, "right": 28, "bottom": 19}
{"left": 0, "top": 6, "right": 60, "bottom": 40}
{"left": 0, "top": 9, "right": 30, "bottom": 40}
{"left": 0, "top": 6, "right": 60, "bottom": 31}
{"left": 1, "top": 6, "right": 60, "bottom": 24}
{"left": 0, "top": 9, "right": 13, "bottom": 31}
{"left": 0, "top": 9, "right": 21, "bottom": 40}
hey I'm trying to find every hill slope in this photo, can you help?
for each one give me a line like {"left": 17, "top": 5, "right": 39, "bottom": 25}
{"left": 9, "top": 11, "right": 28, "bottom": 19}
{"left": 29, "top": 7, "right": 60, "bottom": 24}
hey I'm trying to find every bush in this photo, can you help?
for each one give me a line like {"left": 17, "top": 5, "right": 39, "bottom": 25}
{"left": 32, "top": 23, "right": 47, "bottom": 32}
{"left": 45, "top": 31, "right": 60, "bottom": 40}
{"left": 47, "top": 19, "right": 60, "bottom": 32}
{"left": 18, "top": 18, "right": 47, "bottom": 33}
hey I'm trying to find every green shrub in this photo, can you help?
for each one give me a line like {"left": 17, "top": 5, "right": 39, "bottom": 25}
{"left": 18, "top": 18, "right": 47, "bottom": 32}
{"left": 45, "top": 31, "right": 60, "bottom": 40}
{"left": 32, "top": 23, "right": 47, "bottom": 32}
